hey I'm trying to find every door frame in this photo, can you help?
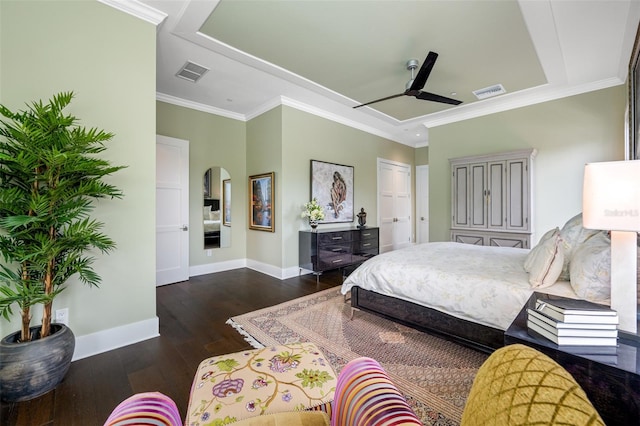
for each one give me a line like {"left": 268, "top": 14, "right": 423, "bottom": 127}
{"left": 416, "top": 165, "right": 429, "bottom": 244}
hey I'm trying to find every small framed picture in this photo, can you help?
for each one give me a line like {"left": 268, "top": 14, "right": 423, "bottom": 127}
{"left": 248, "top": 172, "right": 275, "bottom": 232}
{"left": 311, "top": 160, "right": 354, "bottom": 223}
{"left": 223, "top": 179, "right": 231, "bottom": 227}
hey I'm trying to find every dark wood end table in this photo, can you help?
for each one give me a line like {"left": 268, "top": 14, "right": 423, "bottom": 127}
{"left": 504, "top": 292, "right": 640, "bottom": 426}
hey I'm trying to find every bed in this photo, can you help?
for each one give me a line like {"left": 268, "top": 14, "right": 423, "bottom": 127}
{"left": 342, "top": 214, "right": 614, "bottom": 353}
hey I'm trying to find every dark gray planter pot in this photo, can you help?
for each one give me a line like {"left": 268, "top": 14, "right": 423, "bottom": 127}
{"left": 0, "top": 323, "right": 75, "bottom": 402}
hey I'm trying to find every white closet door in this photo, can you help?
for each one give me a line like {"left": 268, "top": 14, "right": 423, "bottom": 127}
{"left": 378, "top": 159, "right": 412, "bottom": 253}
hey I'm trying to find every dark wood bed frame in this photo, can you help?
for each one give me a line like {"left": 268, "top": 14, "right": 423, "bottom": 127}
{"left": 350, "top": 286, "right": 504, "bottom": 353}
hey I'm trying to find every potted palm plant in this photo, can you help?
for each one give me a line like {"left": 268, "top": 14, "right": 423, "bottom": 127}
{"left": 0, "top": 92, "right": 125, "bottom": 402}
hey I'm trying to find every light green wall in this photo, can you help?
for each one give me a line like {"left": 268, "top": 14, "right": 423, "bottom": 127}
{"left": 157, "top": 103, "right": 414, "bottom": 273}
{"left": 0, "top": 1, "right": 157, "bottom": 337}
{"left": 156, "top": 101, "right": 247, "bottom": 265}
{"left": 428, "top": 85, "right": 626, "bottom": 243}
{"left": 415, "top": 146, "right": 429, "bottom": 165}
{"left": 246, "top": 107, "right": 283, "bottom": 267}
{"left": 281, "top": 106, "right": 415, "bottom": 269}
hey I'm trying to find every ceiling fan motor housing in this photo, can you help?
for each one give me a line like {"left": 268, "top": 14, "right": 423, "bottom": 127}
{"left": 406, "top": 59, "right": 419, "bottom": 71}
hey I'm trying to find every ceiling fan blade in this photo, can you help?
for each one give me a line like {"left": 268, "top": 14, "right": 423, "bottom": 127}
{"left": 353, "top": 92, "right": 406, "bottom": 109}
{"left": 415, "top": 91, "right": 462, "bottom": 105}
{"left": 408, "top": 51, "right": 438, "bottom": 93}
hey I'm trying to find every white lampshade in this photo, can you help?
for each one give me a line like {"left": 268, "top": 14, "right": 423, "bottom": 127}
{"left": 583, "top": 160, "right": 640, "bottom": 232}
{"left": 583, "top": 159, "right": 640, "bottom": 333}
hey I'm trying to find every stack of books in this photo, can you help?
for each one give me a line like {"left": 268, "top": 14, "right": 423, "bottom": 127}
{"left": 527, "top": 295, "right": 619, "bottom": 347}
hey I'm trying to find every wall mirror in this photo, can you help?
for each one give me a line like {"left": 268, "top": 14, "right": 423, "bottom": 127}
{"left": 203, "top": 166, "right": 231, "bottom": 249}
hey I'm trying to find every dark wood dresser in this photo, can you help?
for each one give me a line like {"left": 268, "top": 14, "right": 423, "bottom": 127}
{"left": 299, "top": 227, "right": 379, "bottom": 281}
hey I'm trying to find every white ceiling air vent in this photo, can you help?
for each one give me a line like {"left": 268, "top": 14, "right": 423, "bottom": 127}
{"left": 472, "top": 84, "right": 506, "bottom": 100}
{"left": 176, "top": 61, "right": 209, "bottom": 83}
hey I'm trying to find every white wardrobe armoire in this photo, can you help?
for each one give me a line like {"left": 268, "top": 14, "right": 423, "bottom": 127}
{"left": 450, "top": 149, "right": 536, "bottom": 248}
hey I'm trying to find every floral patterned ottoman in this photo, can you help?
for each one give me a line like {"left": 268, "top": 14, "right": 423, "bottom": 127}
{"left": 185, "top": 342, "right": 337, "bottom": 425}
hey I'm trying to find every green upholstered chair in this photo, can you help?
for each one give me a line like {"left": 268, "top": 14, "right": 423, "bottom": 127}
{"left": 461, "top": 344, "right": 604, "bottom": 426}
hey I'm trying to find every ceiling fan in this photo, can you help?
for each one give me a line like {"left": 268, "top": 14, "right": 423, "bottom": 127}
{"left": 353, "top": 51, "right": 462, "bottom": 109}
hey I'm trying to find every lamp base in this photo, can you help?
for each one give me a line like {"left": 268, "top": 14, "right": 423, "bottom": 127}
{"left": 610, "top": 230, "right": 638, "bottom": 334}
{"left": 618, "top": 310, "right": 640, "bottom": 343}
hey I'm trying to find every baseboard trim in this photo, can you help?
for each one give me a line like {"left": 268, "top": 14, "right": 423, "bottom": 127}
{"left": 246, "top": 259, "right": 283, "bottom": 279}
{"left": 282, "top": 265, "right": 306, "bottom": 280}
{"left": 72, "top": 317, "right": 159, "bottom": 361}
{"left": 189, "top": 259, "right": 247, "bottom": 277}
{"left": 71, "top": 261, "right": 302, "bottom": 361}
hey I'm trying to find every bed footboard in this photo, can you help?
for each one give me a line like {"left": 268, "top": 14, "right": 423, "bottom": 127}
{"left": 350, "top": 286, "right": 503, "bottom": 353}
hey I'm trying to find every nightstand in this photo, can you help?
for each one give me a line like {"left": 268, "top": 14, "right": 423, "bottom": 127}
{"left": 504, "top": 292, "right": 640, "bottom": 426}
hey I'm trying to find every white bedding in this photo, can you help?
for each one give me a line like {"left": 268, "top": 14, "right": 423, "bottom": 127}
{"left": 341, "top": 242, "right": 578, "bottom": 330}
{"left": 204, "top": 219, "right": 220, "bottom": 233}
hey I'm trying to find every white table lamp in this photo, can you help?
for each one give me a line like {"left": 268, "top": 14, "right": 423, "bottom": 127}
{"left": 583, "top": 160, "right": 640, "bottom": 334}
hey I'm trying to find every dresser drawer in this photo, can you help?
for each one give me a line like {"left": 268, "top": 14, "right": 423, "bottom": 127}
{"left": 351, "top": 248, "right": 377, "bottom": 264}
{"left": 317, "top": 241, "right": 351, "bottom": 270}
{"left": 318, "top": 254, "right": 351, "bottom": 270}
{"left": 354, "top": 228, "right": 378, "bottom": 241}
{"left": 318, "top": 231, "right": 352, "bottom": 245}
{"left": 354, "top": 239, "right": 377, "bottom": 252}
{"left": 317, "top": 243, "right": 351, "bottom": 258}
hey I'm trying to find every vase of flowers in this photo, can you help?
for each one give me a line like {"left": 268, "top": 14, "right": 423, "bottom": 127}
{"left": 301, "top": 198, "right": 325, "bottom": 230}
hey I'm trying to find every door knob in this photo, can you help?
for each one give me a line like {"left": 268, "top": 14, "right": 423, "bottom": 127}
{"left": 181, "top": 225, "right": 188, "bottom": 231}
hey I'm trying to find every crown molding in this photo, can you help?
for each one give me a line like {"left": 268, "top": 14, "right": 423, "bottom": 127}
{"left": 157, "top": 92, "right": 416, "bottom": 147}
{"left": 245, "top": 97, "right": 282, "bottom": 121}
{"left": 98, "top": 0, "right": 168, "bottom": 26}
{"left": 156, "top": 92, "right": 246, "bottom": 121}
{"left": 422, "top": 77, "right": 624, "bottom": 128}
{"left": 279, "top": 97, "right": 410, "bottom": 146}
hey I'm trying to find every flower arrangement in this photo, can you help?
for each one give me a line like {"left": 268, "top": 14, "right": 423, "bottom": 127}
{"left": 301, "top": 198, "right": 325, "bottom": 222}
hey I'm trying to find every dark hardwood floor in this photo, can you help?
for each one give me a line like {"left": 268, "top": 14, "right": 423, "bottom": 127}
{"left": 0, "top": 268, "right": 341, "bottom": 426}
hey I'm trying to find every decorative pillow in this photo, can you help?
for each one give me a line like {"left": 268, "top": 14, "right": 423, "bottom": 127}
{"left": 558, "top": 213, "right": 602, "bottom": 281}
{"left": 525, "top": 228, "right": 564, "bottom": 288}
{"left": 570, "top": 231, "right": 611, "bottom": 302}
{"left": 203, "top": 205, "right": 212, "bottom": 219}
{"left": 210, "top": 210, "right": 221, "bottom": 221}
{"left": 524, "top": 228, "right": 559, "bottom": 272}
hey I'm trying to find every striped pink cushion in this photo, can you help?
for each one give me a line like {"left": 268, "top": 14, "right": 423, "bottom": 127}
{"left": 331, "top": 357, "right": 422, "bottom": 426}
{"left": 104, "top": 392, "right": 182, "bottom": 426}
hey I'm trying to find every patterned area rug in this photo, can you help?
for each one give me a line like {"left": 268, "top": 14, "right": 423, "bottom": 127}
{"left": 227, "top": 287, "right": 489, "bottom": 425}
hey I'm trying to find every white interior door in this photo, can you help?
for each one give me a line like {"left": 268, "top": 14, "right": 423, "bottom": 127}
{"left": 378, "top": 159, "right": 412, "bottom": 253}
{"left": 378, "top": 161, "right": 395, "bottom": 253}
{"left": 156, "top": 135, "right": 189, "bottom": 286}
{"left": 393, "top": 164, "right": 411, "bottom": 250}
{"left": 416, "top": 165, "right": 429, "bottom": 244}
